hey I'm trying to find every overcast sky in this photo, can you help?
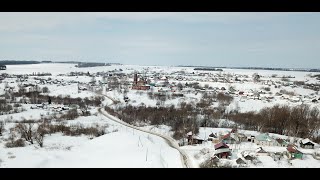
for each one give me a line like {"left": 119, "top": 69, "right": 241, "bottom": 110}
{"left": 0, "top": 12, "right": 319, "bottom": 68}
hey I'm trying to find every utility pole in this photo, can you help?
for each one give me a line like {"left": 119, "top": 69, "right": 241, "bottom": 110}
{"left": 146, "top": 148, "right": 148, "bottom": 161}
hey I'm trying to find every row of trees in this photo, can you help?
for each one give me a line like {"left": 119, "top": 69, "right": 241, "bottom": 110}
{"left": 0, "top": 99, "right": 12, "bottom": 112}
{"left": 105, "top": 90, "right": 235, "bottom": 140}
{"left": 0, "top": 99, "right": 25, "bottom": 115}
{"left": 228, "top": 104, "right": 320, "bottom": 142}
{"left": 105, "top": 104, "right": 200, "bottom": 140}
{"left": 4, "top": 120, "right": 107, "bottom": 148}
{"left": 13, "top": 91, "right": 103, "bottom": 107}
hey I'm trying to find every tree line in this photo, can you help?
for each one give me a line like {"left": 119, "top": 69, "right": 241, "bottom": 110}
{"left": 227, "top": 104, "right": 320, "bottom": 143}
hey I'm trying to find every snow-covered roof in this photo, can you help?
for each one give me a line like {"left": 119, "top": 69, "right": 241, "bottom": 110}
{"left": 287, "top": 145, "right": 302, "bottom": 153}
{"left": 255, "top": 133, "right": 274, "bottom": 142}
{"left": 214, "top": 148, "right": 230, "bottom": 154}
{"left": 214, "top": 142, "right": 229, "bottom": 150}
{"left": 301, "top": 138, "right": 314, "bottom": 145}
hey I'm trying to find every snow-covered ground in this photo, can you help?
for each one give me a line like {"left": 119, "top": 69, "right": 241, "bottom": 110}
{"left": 0, "top": 113, "right": 182, "bottom": 168}
{"left": 1, "top": 63, "right": 320, "bottom": 168}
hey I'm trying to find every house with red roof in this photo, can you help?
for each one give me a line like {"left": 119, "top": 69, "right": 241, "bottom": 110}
{"left": 214, "top": 142, "right": 231, "bottom": 159}
{"left": 287, "top": 144, "right": 303, "bottom": 159}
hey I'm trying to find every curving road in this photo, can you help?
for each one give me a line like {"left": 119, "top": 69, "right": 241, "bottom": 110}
{"left": 97, "top": 92, "right": 193, "bottom": 168}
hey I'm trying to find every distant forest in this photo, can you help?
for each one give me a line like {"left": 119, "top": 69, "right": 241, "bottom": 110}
{"left": 194, "top": 68, "right": 223, "bottom": 71}
{"left": 0, "top": 60, "right": 120, "bottom": 66}
{"left": 76, "top": 62, "right": 111, "bottom": 68}
{"left": 178, "top": 65, "right": 320, "bottom": 72}
{"left": 0, "top": 60, "right": 40, "bottom": 65}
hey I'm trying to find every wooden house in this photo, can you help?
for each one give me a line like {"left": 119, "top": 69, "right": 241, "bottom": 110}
{"left": 214, "top": 142, "right": 231, "bottom": 159}
{"left": 300, "top": 138, "right": 315, "bottom": 149}
{"left": 187, "top": 131, "right": 205, "bottom": 145}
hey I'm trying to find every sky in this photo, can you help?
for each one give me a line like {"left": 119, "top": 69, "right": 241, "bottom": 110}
{"left": 0, "top": 12, "right": 320, "bottom": 68}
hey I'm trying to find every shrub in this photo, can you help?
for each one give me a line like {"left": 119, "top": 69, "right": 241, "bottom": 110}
{"left": 217, "top": 93, "right": 233, "bottom": 105}
{"left": 217, "top": 161, "right": 234, "bottom": 168}
{"left": 60, "top": 109, "right": 79, "bottom": 120}
{"left": 5, "top": 139, "right": 25, "bottom": 148}
{"left": 15, "top": 122, "right": 35, "bottom": 144}
{"left": 199, "top": 159, "right": 218, "bottom": 168}
{"left": 263, "top": 87, "right": 271, "bottom": 91}
{"left": 13, "top": 103, "right": 21, "bottom": 108}
{"left": 279, "top": 89, "right": 295, "bottom": 96}
{"left": 294, "top": 81, "right": 305, "bottom": 86}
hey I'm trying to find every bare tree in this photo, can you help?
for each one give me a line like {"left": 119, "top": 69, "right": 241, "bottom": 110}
{"left": 42, "top": 86, "right": 49, "bottom": 93}
{"left": 34, "top": 123, "right": 46, "bottom": 147}
{"left": 15, "top": 122, "right": 35, "bottom": 144}
{"left": 0, "top": 121, "right": 5, "bottom": 136}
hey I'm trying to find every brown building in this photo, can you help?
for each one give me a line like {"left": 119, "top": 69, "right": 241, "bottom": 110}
{"left": 132, "top": 73, "right": 150, "bottom": 90}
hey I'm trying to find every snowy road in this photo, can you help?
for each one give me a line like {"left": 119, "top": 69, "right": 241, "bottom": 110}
{"left": 97, "top": 93, "right": 194, "bottom": 168}
{"left": 99, "top": 108, "right": 193, "bottom": 168}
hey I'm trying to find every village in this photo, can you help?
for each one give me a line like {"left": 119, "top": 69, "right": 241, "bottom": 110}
{"left": 0, "top": 63, "right": 320, "bottom": 168}
{"left": 180, "top": 127, "right": 320, "bottom": 167}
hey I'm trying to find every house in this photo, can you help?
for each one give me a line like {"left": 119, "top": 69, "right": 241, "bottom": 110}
{"left": 0, "top": 65, "right": 6, "bottom": 70}
{"left": 209, "top": 133, "right": 220, "bottom": 143}
{"left": 236, "top": 133, "right": 248, "bottom": 142}
{"left": 187, "top": 131, "right": 205, "bottom": 145}
{"left": 256, "top": 147, "right": 268, "bottom": 156}
{"left": 241, "top": 150, "right": 256, "bottom": 160}
{"left": 208, "top": 132, "right": 217, "bottom": 141}
{"left": 220, "top": 133, "right": 239, "bottom": 144}
{"left": 214, "top": 142, "right": 231, "bottom": 159}
{"left": 300, "top": 138, "right": 315, "bottom": 149}
{"left": 247, "top": 135, "right": 255, "bottom": 142}
{"left": 244, "top": 154, "right": 255, "bottom": 161}
{"left": 275, "top": 138, "right": 289, "bottom": 147}
{"left": 254, "top": 133, "right": 276, "bottom": 146}
{"left": 287, "top": 145, "right": 303, "bottom": 159}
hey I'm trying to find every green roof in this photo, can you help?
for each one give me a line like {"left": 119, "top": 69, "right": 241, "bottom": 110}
{"left": 256, "top": 133, "right": 274, "bottom": 142}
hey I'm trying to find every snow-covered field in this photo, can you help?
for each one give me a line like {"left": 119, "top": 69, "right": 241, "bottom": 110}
{"left": 0, "top": 113, "right": 182, "bottom": 168}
